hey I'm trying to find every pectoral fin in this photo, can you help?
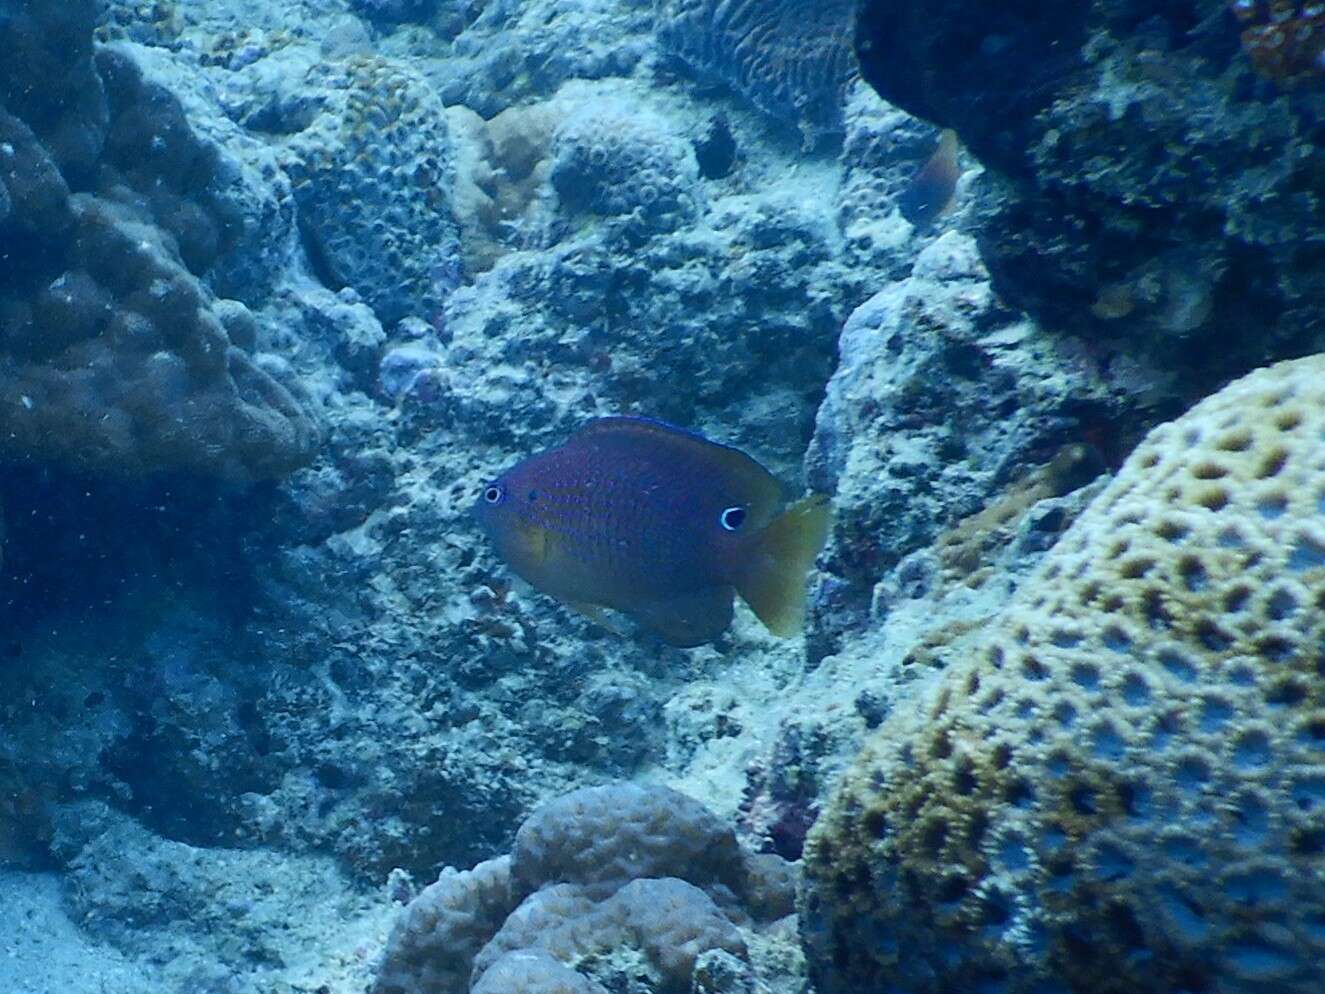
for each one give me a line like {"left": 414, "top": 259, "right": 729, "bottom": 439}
{"left": 567, "top": 600, "right": 630, "bottom": 637}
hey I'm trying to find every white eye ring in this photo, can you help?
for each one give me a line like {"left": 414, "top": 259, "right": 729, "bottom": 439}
{"left": 483, "top": 484, "right": 505, "bottom": 505}
{"left": 719, "top": 505, "right": 746, "bottom": 531}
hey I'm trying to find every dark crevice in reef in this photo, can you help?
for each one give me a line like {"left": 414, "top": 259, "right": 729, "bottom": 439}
{"left": 0, "top": 465, "right": 266, "bottom": 626}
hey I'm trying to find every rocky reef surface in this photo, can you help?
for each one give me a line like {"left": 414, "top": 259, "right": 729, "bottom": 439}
{"left": 0, "top": 0, "right": 1321, "bottom": 993}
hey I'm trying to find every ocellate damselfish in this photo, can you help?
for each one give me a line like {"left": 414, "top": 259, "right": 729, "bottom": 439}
{"left": 474, "top": 416, "right": 830, "bottom": 647}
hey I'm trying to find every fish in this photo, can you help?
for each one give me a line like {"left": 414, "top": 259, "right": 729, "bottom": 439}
{"left": 898, "top": 128, "right": 960, "bottom": 229}
{"left": 473, "top": 416, "right": 831, "bottom": 647}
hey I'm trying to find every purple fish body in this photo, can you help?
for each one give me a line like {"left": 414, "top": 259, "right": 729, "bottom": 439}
{"left": 474, "top": 417, "right": 829, "bottom": 646}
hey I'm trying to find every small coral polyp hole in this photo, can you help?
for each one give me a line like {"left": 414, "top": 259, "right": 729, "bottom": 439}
{"left": 1196, "top": 620, "right": 1235, "bottom": 652}
{"left": 1122, "top": 672, "right": 1150, "bottom": 705}
{"left": 862, "top": 808, "right": 888, "bottom": 839}
{"left": 1292, "top": 829, "right": 1325, "bottom": 856}
{"left": 1275, "top": 410, "right": 1303, "bottom": 431}
{"left": 1266, "top": 679, "right": 1306, "bottom": 707}
{"left": 1178, "top": 556, "right": 1208, "bottom": 592}
{"left": 1119, "top": 557, "right": 1155, "bottom": 580}
{"left": 1192, "top": 462, "right": 1229, "bottom": 480}
{"left": 1218, "top": 526, "right": 1247, "bottom": 548}
{"left": 1233, "top": 730, "right": 1273, "bottom": 768}
{"left": 1156, "top": 519, "right": 1189, "bottom": 542}
{"left": 1069, "top": 783, "right": 1098, "bottom": 816}
{"left": 1006, "top": 778, "right": 1035, "bottom": 807}
{"left": 1175, "top": 755, "right": 1212, "bottom": 791}
{"left": 1144, "top": 589, "right": 1172, "bottom": 630}
{"left": 953, "top": 759, "right": 977, "bottom": 796}
{"left": 931, "top": 730, "right": 953, "bottom": 759}
{"left": 1288, "top": 535, "right": 1325, "bottom": 573}
{"left": 1070, "top": 663, "right": 1100, "bottom": 689}
{"left": 967, "top": 810, "right": 989, "bottom": 848}
{"left": 1224, "top": 585, "right": 1252, "bottom": 613}
{"left": 920, "top": 818, "right": 949, "bottom": 855}
{"left": 1258, "top": 449, "right": 1289, "bottom": 479}
{"left": 1022, "top": 655, "right": 1048, "bottom": 680}
{"left": 1258, "top": 636, "right": 1294, "bottom": 663}
{"left": 1265, "top": 588, "right": 1299, "bottom": 621}
{"left": 982, "top": 889, "right": 1011, "bottom": 926}
{"left": 937, "top": 873, "right": 969, "bottom": 903}
{"left": 1216, "top": 430, "right": 1253, "bottom": 452}
{"left": 1197, "top": 487, "right": 1230, "bottom": 512}
{"left": 1102, "top": 625, "right": 1132, "bottom": 652}
{"left": 1257, "top": 494, "right": 1288, "bottom": 519}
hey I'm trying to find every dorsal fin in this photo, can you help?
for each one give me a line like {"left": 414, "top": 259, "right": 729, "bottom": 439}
{"left": 573, "top": 416, "right": 784, "bottom": 524}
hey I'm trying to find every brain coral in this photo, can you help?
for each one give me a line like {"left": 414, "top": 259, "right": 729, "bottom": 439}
{"left": 285, "top": 56, "right": 461, "bottom": 325}
{"left": 510, "top": 782, "right": 744, "bottom": 898}
{"left": 374, "top": 783, "right": 796, "bottom": 994}
{"left": 801, "top": 354, "right": 1325, "bottom": 993}
{"left": 655, "top": 0, "right": 857, "bottom": 146}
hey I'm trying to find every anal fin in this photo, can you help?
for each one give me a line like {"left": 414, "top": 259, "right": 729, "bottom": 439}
{"left": 625, "top": 586, "right": 735, "bottom": 648}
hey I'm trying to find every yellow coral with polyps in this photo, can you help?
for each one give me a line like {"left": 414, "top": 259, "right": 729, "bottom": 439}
{"left": 802, "top": 354, "right": 1325, "bottom": 994}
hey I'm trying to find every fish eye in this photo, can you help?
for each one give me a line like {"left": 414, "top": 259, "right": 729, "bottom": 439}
{"left": 483, "top": 484, "right": 506, "bottom": 505}
{"left": 719, "top": 505, "right": 747, "bottom": 531}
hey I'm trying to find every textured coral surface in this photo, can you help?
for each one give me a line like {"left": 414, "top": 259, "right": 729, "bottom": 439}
{"left": 854, "top": 0, "right": 1325, "bottom": 387}
{"left": 375, "top": 783, "right": 795, "bottom": 994}
{"left": 802, "top": 354, "right": 1325, "bottom": 993}
{"left": 656, "top": 0, "right": 858, "bottom": 146}
{"left": 0, "top": 1, "right": 318, "bottom": 479}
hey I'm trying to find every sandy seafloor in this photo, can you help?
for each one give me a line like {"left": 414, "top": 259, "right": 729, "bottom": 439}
{"left": 2, "top": 0, "right": 1324, "bottom": 991}
{"left": 1, "top": 871, "right": 164, "bottom": 993}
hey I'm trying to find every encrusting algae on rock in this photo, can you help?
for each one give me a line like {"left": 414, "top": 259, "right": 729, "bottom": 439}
{"left": 474, "top": 416, "right": 830, "bottom": 646}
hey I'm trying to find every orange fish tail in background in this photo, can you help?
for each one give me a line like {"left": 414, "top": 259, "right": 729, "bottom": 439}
{"left": 898, "top": 129, "right": 961, "bottom": 229}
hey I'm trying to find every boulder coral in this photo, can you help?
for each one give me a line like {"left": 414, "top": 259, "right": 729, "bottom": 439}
{"left": 373, "top": 783, "right": 796, "bottom": 994}
{"left": 549, "top": 101, "right": 700, "bottom": 229}
{"left": 0, "top": 1, "right": 317, "bottom": 479}
{"left": 801, "top": 354, "right": 1325, "bottom": 993}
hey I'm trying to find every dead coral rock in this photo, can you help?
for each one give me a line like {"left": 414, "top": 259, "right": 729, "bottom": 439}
{"left": 854, "top": 0, "right": 1325, "bottom": 388}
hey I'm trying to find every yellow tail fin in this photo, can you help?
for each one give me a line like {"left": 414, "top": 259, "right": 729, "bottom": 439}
{"left": 735, "top": 494, "right": 831, "bottom": 637}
